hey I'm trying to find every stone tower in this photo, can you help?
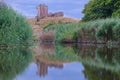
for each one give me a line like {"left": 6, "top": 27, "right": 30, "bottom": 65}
{"left": 37, "top": 4, "right": 48, "bottom": 19}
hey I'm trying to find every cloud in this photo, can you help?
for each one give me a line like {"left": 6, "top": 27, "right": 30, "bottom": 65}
{"left": 41, "top": 0, "right": 88, "bottom": 4}
{"left": 4, "top": 0, "right": 89, "bottom": 18}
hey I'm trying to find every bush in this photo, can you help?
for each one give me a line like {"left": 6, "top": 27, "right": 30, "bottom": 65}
{"left": 0, "top": 3, "right": 33, "bottom": 46}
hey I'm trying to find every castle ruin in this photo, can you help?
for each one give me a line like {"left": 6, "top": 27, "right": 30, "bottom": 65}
{"left": 36, "top": 4, "right": 64, "bottom": 19}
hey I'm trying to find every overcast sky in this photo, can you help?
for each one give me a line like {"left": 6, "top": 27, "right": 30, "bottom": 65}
{"left": 4, "top": 0, "right": 89, "bottom": 18}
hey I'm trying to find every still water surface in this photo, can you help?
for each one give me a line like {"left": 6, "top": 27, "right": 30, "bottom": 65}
{"left": 14, "top": 62, "right": 86, "bottom": 80}
{"left": 0, "top": 44, "right": 120, "bottom": 80}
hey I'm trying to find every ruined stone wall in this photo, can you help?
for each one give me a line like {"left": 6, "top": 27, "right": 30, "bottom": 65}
{"left": 37, "top": 4, "right": 48, "bottom": 18}
{"left": 48, "top": 12, "right": 64, "bottom": 17}
{"left": 37, "top": 4, "right": 64, "bottom": 19}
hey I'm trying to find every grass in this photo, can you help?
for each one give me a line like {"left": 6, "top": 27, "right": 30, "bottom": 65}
{"left": 55, "top": 23, "right": 79, "bottom": 42}
{"left": 42, "top": 18, "right": 120, "bottom": 43}
{"left": 0, "top": 3, "right": 33, "bottom": 46}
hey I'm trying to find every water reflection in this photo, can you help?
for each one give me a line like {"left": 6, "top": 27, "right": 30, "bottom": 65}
{"left": 36, "top": 59, "right": 63, "bottom": 77}
{"left": 84, "top": 64, "right": 120, "bottom": 80}
{"left": 0, "top": 46, "right": 32, "bottom": 80}
{"left": 14, "top": 62, "right": 86, "bottom": 80}
{"left": 1, "top": 43, "right": 120, "bottom": 80}
{"left": 34, "top": 43, "right": 120, "bottom": 80}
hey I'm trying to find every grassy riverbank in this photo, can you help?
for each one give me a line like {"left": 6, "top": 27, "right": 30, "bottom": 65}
{"left": 42, "top": 18, "right": 120, "bottom": 44}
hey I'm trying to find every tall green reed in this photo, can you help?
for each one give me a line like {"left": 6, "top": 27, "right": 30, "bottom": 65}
{"left": 0, "top": 3, "right": 33, "bottom": 46}
{"left": 43, "top": 18, "right": 120, "bottom": 43}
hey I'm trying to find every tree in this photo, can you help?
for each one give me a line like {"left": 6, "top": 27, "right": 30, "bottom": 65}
{"left": 112, "top": 1, "right": 120, "bottom": 17}
{"left": 82, "top": 0, "right": 120, "bottom": 21}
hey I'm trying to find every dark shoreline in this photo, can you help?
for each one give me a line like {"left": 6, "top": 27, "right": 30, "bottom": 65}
{"left": 41, "top": 40, "right": 120, "bottom": 47}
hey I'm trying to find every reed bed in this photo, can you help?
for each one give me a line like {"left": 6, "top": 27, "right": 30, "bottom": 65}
{"left": 43, "top": 18, "right": 120, "bottom": 44}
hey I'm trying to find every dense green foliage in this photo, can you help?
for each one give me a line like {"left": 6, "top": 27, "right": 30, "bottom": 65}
{"left": 0, "top": 3, "right": 33, "bottom": 46}
{"left": 0, "top": 3, "right": 33, "bottom": 80}
{"left": 0, "top": 47, "right": 32, "bottom": 80}
{"left": 82, "top": 0, "right": 120, "bottom": 21}
{"left": 84, "top": 64, "right": 120, "bottom": 80}
{"left": 43, "top": 18, "right": 120, "bottom": 43}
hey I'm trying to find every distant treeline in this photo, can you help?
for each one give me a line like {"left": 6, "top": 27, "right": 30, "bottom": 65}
{"left": 82, "top": 0, "right": 120, "bottom": 21}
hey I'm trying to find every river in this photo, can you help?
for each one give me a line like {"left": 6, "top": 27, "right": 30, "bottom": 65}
{"left": 0, "top": 43, "right": 120, "bottom": 80}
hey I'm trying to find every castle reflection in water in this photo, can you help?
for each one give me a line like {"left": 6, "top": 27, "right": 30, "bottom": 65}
{"left": 33, "top": 43, "right": 120, "bottom": 80}
{"left": 36, "top": 60, "right": 63, "bottom": 77}
{"left": 34, "top": 43, "right": 64, "bottom": 77}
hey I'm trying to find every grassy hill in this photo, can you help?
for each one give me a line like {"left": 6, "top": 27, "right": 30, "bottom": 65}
{"left": 28, "top": 17, "right": 80, "bottom": 40}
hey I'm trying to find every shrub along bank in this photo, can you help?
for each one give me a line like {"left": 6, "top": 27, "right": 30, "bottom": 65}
{"left": 43, "top": 18, "right": 120, "bottom": 44}
{"left": 0, "top": 3, "right": 33, "bottom": 47}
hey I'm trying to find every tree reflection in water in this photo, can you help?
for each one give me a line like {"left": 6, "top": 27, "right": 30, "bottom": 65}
{"left": 36, "top": 43, "right": 120, "bottom": 79}
{"left": 0, "top": 47, "right": 32, "bottom": 80}
{"left": 84, "top": 64, "right": 120, "bottom": 80}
